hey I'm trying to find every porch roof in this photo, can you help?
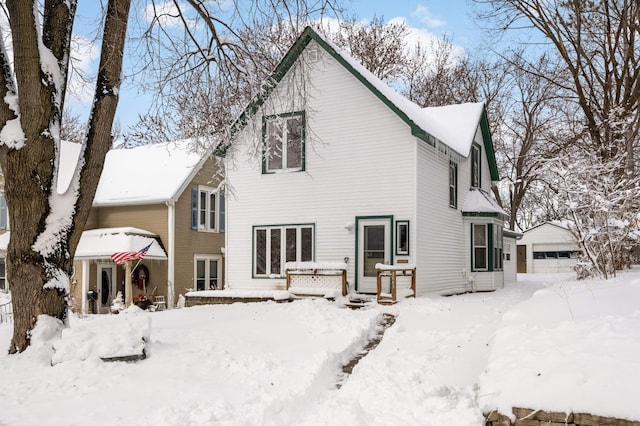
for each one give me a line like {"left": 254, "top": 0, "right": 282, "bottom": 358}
{"left": 75, "top": 227, "right": 167, "bottom": 261}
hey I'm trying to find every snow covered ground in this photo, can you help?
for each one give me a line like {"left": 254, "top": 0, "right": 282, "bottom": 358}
{"left": 0, "top": 270, "right": 638, "bottom": 425}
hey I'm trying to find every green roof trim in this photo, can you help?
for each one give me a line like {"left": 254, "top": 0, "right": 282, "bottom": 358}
{"left": 462, "top": 211, "right": 509, "bottom": 221}
{"left": 226, "top": 26, "right": 501, "bottom": 182}
{"left": 479, "top": 109, "right": 499, "bottom": 181}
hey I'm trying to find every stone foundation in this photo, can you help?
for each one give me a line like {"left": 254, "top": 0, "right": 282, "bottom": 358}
{"left": 185, "top": 295, "right": 290, "bottom": 307}
{"left": 485, "top": 408, "right": 640, "bottom": 426}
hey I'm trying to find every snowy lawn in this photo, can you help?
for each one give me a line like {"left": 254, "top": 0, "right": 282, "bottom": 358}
{"left": 0, "top": 270, "right": 638, "bottom": 425}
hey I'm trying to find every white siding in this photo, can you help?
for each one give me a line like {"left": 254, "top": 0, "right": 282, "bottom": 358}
{"left": 503, "top": 236, "right": 518, "bottom": 285}
{"left": 457, "top": 126, "right": 505, "bottom": 292}
{"left": 226, "top": 42, "right": 416, "bottom": 291}
{"left": 225, "top": 40, "right": 504, "bottom": 295}
{"left": 415, "top": 142, "right": 465, "bottom": 294}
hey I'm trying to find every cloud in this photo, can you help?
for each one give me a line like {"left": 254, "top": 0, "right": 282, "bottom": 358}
{"left": 143, "top": 1, "right": 196, "bottom": 28}
{"left": 387, "top": 17, "right": 465, "bottom": 60}
{"left": 411, "top": 5, "right": 446, "bottom": 28}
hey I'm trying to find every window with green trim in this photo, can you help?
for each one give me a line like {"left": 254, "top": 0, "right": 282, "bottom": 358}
{"left": 471, "top": 223, "right": 504, "bottom": 272}
{"left": 493, "top": 226, "right": 503, "bottom": 271}
{"left": 254, "top": 224, "right": 314, "bottom": 277}
{"left": 471, "top": 144, "right": 481, "bottom": 188}
{"left": 449, "top": 161, "right": 457, "bottom": 208}
{"left": 263, "top": 112, "right": 305, "bottom": 173}
{"left": 472, "top": 224, "right": 488, "bottom": 271}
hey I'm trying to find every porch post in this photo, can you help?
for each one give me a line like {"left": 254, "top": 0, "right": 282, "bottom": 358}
{"left": 125, "top": 261, "right": 133, "bottom": 306}
{"left": 81, "top": 260, "right": 89, "bottom": 314}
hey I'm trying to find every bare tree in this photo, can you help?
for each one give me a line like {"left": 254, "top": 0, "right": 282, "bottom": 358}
{"left": 490, "top": 52, "right": 571, "bottom": 231}
{"left": 1, "top": 0, "right": 341, "bottom": 354}
{"left": 404, "top": 35, "right": 479, "bottom": 107}
{"left": 478, "top": 0, "right": 640, "bottom": 275}
{"left": 0, "top": 0, "right": 130, "bottom": 353}
{"left": 328, "top": 15, "right": 409, "bottom": 82}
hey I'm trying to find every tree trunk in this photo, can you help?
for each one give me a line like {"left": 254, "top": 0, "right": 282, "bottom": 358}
{"left": 0, "top": 0, "right": 131, "bottom": 354}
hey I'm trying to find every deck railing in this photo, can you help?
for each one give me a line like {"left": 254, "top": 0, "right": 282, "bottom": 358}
{"left": 285, "top": 262, "right": 348, "bottom": 297}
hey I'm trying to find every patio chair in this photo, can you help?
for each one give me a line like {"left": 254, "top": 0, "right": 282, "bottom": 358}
{"left": 154, "top": 296, "right": 166, "bottom": 311}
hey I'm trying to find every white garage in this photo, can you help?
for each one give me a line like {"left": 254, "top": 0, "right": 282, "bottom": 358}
{"left": 517, "top": 222, "right": 580, "bottom": 274}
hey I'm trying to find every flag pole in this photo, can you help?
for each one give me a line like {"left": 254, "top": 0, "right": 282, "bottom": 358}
{"left": 125, "top": 261, "right": 133, "bottom": 307}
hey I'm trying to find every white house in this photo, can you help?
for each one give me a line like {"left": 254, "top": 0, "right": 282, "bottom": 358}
{"left": 224, "top": 26, "right": 508, "bottom": 296}
{"left": 517, "top": 222, "right": 580, "bottom": 273}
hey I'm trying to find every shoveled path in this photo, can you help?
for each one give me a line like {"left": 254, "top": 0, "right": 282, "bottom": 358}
{"left": 335, "top": 312, "right": 397, "bottom": 389}
{"left": 293, "top": 280, "right": 548, "bottom": 425}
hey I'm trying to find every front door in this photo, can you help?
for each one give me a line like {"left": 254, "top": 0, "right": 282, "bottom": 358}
{"left": 97, "top": 264, "right": 117, "bottom": 314}
{"left": 357, "top": 217, "right": 391, "bottom": 293}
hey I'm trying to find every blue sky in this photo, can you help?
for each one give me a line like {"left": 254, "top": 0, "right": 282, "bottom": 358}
{"left": 69, "top": 1, "right": 487, "bottom": 133}
{"left": 346, "top": 0, "right": 484, "bottom": 49}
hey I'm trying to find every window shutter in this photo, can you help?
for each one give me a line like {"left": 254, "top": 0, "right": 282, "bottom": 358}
{"left": 191, "top": 188, "right": 198, "bottom": 230}
{"left": 219, "top": 193, "right": 225, "bottom": 232}
{"left": 0, "top": 193, "right": 6, "bottom": 230}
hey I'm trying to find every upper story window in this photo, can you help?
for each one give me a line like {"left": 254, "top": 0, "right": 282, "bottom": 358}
{"left": 191, "top": 186, "right": 225, "bottom": 232}
{"left": 262, "top": 111, "right": 305, "bottom": 173}
{"left": 449, "top": 161, "right": 457, "bottom": 208}
{"left": 471, "top": 144, "right": 481, "bottom": 188}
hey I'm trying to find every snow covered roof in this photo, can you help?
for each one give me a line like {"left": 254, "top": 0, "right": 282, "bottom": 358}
{"left": 74, "top": 227, "right": 167, "bottom": 260}
{"left": 0, "top": 232, "right": 8, "bottom": 252}
{"left": 523, "top": 221, "right": 570, "bottom": 234}
{"left": 57, "top": 141, "right": 82, "bottom": 195}
{"left": 233, "top": 26, "right": 499, "bottom": 180}
{"left": 91, "top": 140, "right": 207, "bottom": 206}
{"left": 315, "top": 32, "right": 485, "bottom": 158}
{"left": 461, "top": 187, "right": 508, "bottom": 219}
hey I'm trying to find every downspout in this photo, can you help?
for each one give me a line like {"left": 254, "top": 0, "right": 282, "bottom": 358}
{"left": 166, "top": 201, "right": 176, "bottom": 309}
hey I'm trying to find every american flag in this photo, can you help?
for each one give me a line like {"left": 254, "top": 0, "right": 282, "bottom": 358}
{"left": 111, "top": 242, "right": 152, "bottom": 265}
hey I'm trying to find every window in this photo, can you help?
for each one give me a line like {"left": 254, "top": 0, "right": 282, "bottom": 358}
{"left": 533, "top": 251, "right": 578, "bottom": 259}
{"left": 0, "top": 258, "right": 5, "bottom": 291}
{"left": 263, "top": 112, "right": 305, "bottom": 173}
{"left": 533, "top": 251, "right": 546, "bottom": 259}
{"left": 191, "top": 186, "right": 225, "bottom": 232}
{"left": 396, "top": 220, "right": 409, "bottom": 255}
{"left": 471, "top": 144, "right": 481, "bottom": 188}
{"left": 254, "top": 224, "right": 314, "bottom": 277}
{"left": 194, "top": 256, "right": 221, "bottom": 290}
{"left": 493, "top": 226, "right": 503, "bottom": 271}
{"left": 472, "top": 224, "right": 488, "bottom": 270}
{"left": 449, "top": 161, "right": 457, "bottom": 208}
{"left": 0, "top": 192, "right": 7, "bottom": 230}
